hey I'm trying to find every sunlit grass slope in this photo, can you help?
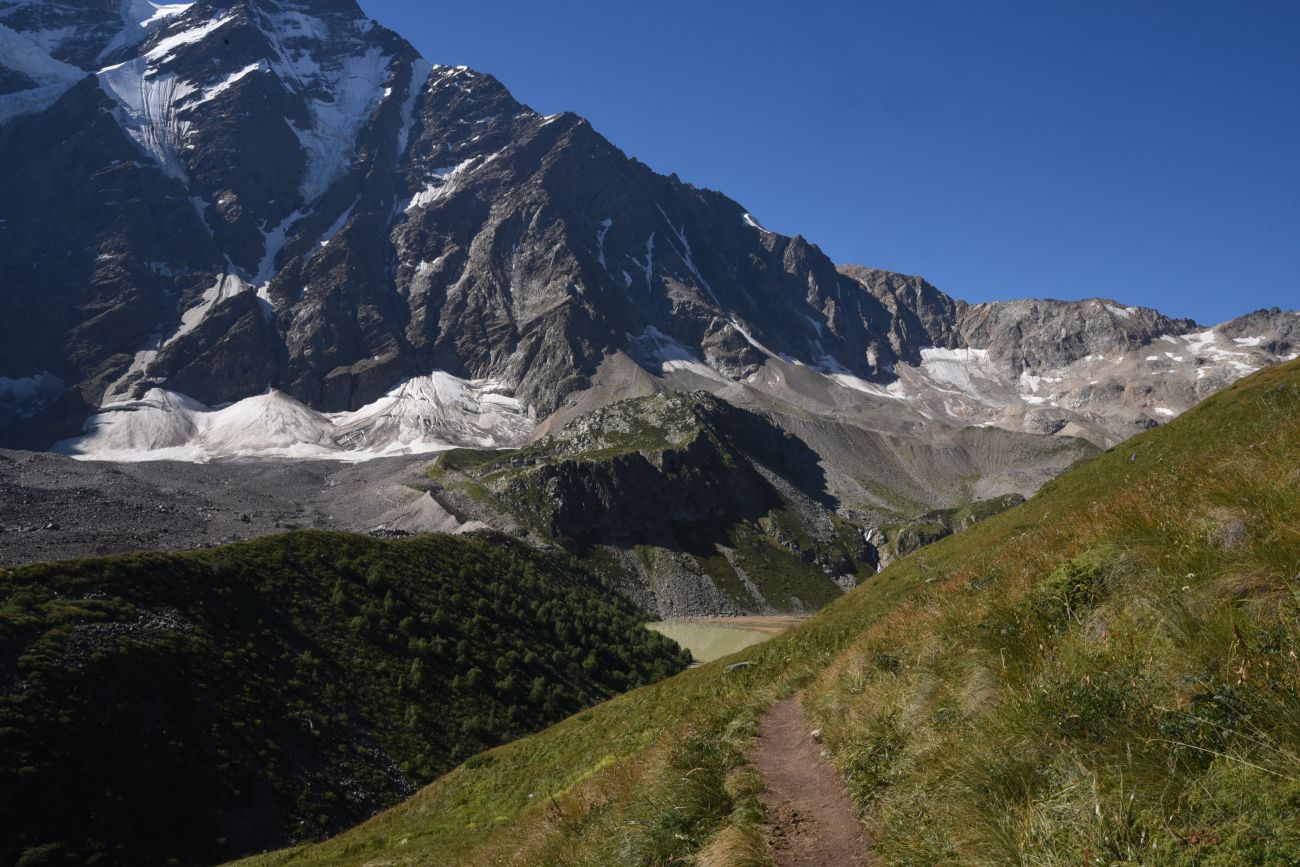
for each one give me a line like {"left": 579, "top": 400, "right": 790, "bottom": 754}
{"left": 239, "top": 359, "right": 1300, "bottom": 867}
{"left": 807, "top": 360, "right": 1300, "bottom": 864}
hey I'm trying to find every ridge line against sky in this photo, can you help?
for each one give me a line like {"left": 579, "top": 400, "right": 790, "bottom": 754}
{"left": 358, "top": 0, "right": 1300, "bottom": 325}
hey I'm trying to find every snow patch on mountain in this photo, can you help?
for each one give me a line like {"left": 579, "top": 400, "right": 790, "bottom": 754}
{"left": 596, "top": 217, "right": 612, "bottom": 269}
{"left": 404, "top": 155, "right": 493, "bottom": 211}
{"left": 0, "top": 23, "right": 85, "bottom": 122}
{"left": 858, "top": 325, "right": 1291, "bottom": 443}
{"left": 255, "top": 209, "right": 309, "bottom": 299}
{"left": 127, "top": 2, "right": 192, "bottom": 30}
{"left": 95, "top": 1, "right": 194, "bottom": 64}
{"left": 395, "top": 57, "right": 431, "bottom": 158}
{"left": 628, "top": 326, "right": 728, "bottom": 383}
{"left": 188, "top": 60, "right": 266, "bottom": 107}
{"left": 0, "top": 22, "right": 83, "bottom": 81}
{"left": 282, "top": 44, "right": 396, "bottom": 202}
{"left": 625, "top": 233, "right": 656, "bottom": 289}
{"left": 57, "top": 372, "right": 534, "bottom": 462}
{"left": 98, "top": 271, "right": 257, "bottom": 403}
{"left": 98, "top": 56, "right": 196, "bottom": 179}
{"left": 165, "top": 272, "right": 249, "bottom": 346}
{"left": 656, "top": 205, "right": 721, "bottom": 307}
{"left": 913, "top": 347, "right": 1002, "bottom": 400}
{"left": 142, "top": 9, "right": 236, "bottom": 62}
{"left": 307, "top": 200, "right": 357, "bottom": 262}
{"left": 821, "top": 368, "right": 903, "bottom": 400}
{"left": 728, "top": 321, "right": 774, "bottom": 358}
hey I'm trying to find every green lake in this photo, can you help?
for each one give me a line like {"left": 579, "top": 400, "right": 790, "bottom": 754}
{"left": 646, "top": 617, "right": 804, "bottom": 664}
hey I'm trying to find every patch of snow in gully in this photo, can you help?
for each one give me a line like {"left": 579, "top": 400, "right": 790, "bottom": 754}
{"left": 395, "top": 57, "right": 432, "bottom": 158}
{"left": 404, "top": 155, "right": 497, "bottom": 211}
{"left": 98, "top": 56, "right": 198, "bottom": 179}
{"left": 96, "top": 1, "right": 194, "bottom": 63}
{"left": 284, "top": 45, "right": 396, "bottom": 202}
{"left": 596, "top": 217, "right": 612, "bottom": 269}
{"left": 914, "top": 347, "right": 1001, "bottom": 395}
{"left": 628, "top": 326, "right": 728, "bottom": 383}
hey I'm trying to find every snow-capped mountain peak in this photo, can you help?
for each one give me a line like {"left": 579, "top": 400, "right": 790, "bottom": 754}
{"left": 2, "top": 0, "right": 415, "bottom": 200}
{"left": 0, "top": 0, "right": 1295, "bottom": 461}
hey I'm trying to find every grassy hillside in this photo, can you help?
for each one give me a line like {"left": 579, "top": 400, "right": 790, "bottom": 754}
{"left": 865, "top": 491, "right": 1025, "bottom": 569}
{"left": 237, "top": 358, "right": 1300, "bottom": 866}
{"left": 807, "top": 361, "right": 1300, "bottom": 863}
{"left": 0, "top": 532, "right": 688, "bottom": 867}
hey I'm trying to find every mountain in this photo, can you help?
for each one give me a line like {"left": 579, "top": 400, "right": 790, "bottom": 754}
{"left": 0, "top": 530, "right": 688, "bottom": 866}
{"left": 424, "top": 390, "right": 1086, "bottom": 616}
{"left": 1, "top": 0, "right": 1296, "bottom": 459}
{"left": 3, "top": 5, "right": 1298, "bottom": 863}
{"left": 231, "top": 359, "right": 1300, "bottom": 866}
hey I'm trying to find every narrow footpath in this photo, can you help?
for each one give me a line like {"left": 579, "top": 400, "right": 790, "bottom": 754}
{"left": 750, "top": 695, "right": 872, "bottom": 866}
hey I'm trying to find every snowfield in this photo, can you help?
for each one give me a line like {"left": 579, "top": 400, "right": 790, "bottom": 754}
{"left": 841, "top": 324, "right": 1288, "bottom": 444}
{"left": 0, "top": 23, "right": 85, "bottom": 123}
{"left": 56, "top": 374, "right": 534, "bottom": 463}
{"left": 627, "top": 326, "right": 729, "bottom": 384}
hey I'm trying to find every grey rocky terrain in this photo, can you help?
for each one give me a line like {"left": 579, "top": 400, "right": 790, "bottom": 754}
{"left": 0, "top": 447, "right": 438, "bottom": 565}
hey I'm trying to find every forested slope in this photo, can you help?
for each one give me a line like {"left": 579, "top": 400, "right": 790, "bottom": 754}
{"left": 0, "top": 531, "right": 688, "bottom": 866}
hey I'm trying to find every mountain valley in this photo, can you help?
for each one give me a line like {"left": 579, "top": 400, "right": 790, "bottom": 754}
{"left": 0, "top": 1, "right": 1297, "bottom": 865}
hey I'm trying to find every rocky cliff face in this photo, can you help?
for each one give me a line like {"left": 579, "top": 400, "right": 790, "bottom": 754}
{"left": 0, "top": 0, "right": 1295, "bottom": 457}
{"left": 0, "top": 0, "right": 921, "bottom": 452}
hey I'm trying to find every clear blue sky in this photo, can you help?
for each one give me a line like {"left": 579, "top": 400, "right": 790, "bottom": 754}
{"left": 359, "top": 0, "right": 1299, "bottom": 325}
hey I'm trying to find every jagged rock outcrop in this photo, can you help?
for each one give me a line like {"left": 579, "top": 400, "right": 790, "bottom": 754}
{"left": 954, "top": 298, "right": 1197, "bottom": 375}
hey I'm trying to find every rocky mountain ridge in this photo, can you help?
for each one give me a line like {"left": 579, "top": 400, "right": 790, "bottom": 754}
{"left": 0, "top": 0, "right": 1296, "bottom": 458}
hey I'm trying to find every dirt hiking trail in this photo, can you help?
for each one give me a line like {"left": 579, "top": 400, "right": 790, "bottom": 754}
{"left": 751, "top": 695, "right": 871, "bottom": 866}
